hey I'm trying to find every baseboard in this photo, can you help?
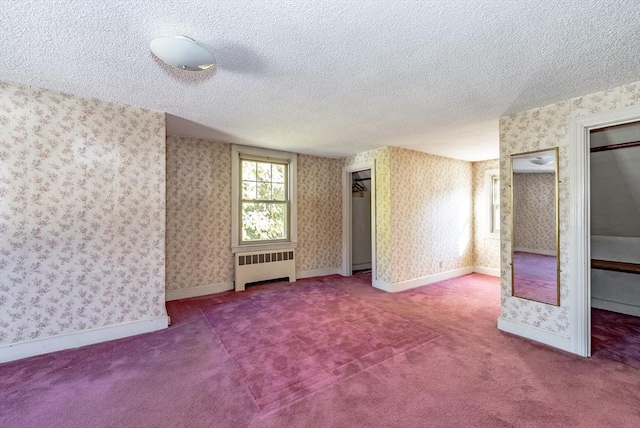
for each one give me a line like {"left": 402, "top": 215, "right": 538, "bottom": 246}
{"left": 352, "top": 262, "right": 372, "bottom": 271}
{"left": 514, "top": 247, "right": 556, "bottom": 256}
{"left": 473, "top": 266, "right": 500, "bottom": 277}
{"left": 497, "top": 316, "right": 572, "bottom": 353}
{"left": 0, "top": 316, "right": 168, "bottom": 364}
{"left": 165, "top": 282, "right": 234, "bottom": 301}
{"left": 297, "top": 268, "right": 339, "bottom": 279}
{"left": 592, "top": 298, "right": 640, "bottom": 317}
{"left": 390, "top": 266, "right": 474, "bottom": 293}
{"left": 372, "top": 278, "right": 393, "bottom": 292}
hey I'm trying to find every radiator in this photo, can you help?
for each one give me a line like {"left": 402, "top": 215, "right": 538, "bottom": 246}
{"left": 234, "top": 249, "right": 296, "bottom": 291}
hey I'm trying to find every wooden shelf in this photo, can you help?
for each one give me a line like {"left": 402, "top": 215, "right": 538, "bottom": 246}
{"left": 590, "top": 140, "right": 640, "bottom": 153}
{"left": 591, "top": 259, "right": 640, "bottom": 274}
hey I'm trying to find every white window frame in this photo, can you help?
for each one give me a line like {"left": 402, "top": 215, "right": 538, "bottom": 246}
{"left": 485, "top": 169, "right": 500, "bottom": 239}
{"left": 231, "top": 144, "right": 297, "bottom": 253}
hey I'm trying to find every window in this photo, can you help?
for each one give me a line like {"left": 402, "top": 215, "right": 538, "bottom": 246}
{"left": 485, "top": 169, "right": 500, "bottom": 238}
{"left": 232, "top": 145, "right": 297, "bottom": 251}
{"left": 241, "top": 159, "right": 288, "bottom": 242}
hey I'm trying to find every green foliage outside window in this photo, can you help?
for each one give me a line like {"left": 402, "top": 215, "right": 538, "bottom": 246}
{"left": 241, "top": 160, "right": 288, "bottom": 242}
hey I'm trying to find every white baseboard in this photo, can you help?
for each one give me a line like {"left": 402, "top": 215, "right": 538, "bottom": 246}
{"left": 390, "top": 266, "right": 474, "bottom": 293}
{"left": 514, "top": 247, "right": 556, "bottom": 256}
{"left": 0, "top": 316, "right": 168, "bottom": 363}
{"left": 352, "top": 262, "right": 372, "bottom": 271}
{"left": 592, "top": 298, "right": 640, "bottom": 317}
{"left": 372, "top": 278, "right": 393, "bottom": 292}
{"left": 165, "top": 282, "right": 234, "bottom": 301}
{"left": 297, "top": 267, "right": 339, "bottom": 279}
{"left": 497, "top": 316, "right": 572, "bottom": 353}
{"left": 473, "top": 266, "right": 500, "bottom": 277}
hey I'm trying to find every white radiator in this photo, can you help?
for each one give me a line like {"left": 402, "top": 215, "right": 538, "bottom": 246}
{"left": 234, "top": 249, "right": 296, "bottom": 291}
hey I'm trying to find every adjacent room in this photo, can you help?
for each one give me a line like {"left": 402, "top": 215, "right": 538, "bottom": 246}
{"left": 1, "top": 1, "right": 639, "bottom": 427}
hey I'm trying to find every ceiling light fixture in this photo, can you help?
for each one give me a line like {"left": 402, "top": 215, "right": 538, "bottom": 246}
{"left": 149, "top": 36, "right": 216, "bottom": 71}
{"left": 529, "top": 157, "right": 554, "bottom": 166}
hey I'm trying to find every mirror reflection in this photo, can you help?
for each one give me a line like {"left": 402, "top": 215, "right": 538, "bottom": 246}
{"left": 511, "top": 148, "right": 559, "bottom": 305}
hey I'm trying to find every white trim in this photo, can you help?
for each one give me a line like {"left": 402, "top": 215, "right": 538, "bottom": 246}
{"left": 473, "top": 266, "right": 500, "bottom": 277}
{"left": 165, "top": 282, "right": 234, "bottom": 301}
{"left": 231, "top": 144, "right": 297, "bottom": 252}
{"left": 497, "top": 317, "right": 572, "bottom": 353}
{"left": 484, "top": 168, "right": 500, "bottom": 239}
{"left": 342, "top": 161, "right": 376, "bottom": 282}
{"left": 569, "top": 105, "right": 640, "bottom": 358}
{"left": 390, "top": 267, "right": 474, "bottom": 293}
{"left": 297, "top": 267, "right": 339, "bottom": 279}
{"left": 372, "top": 268, "right": 474, "bottom": 293}
{"left": 232, "top": 242, "right": 297, "bottom": 254}
{"left": 352, "top": 262, "right": 372, "bottom": 271}
{"left": 372, "top": 278, "right": 393, "bottom": 292}
{"left": 513, "top": 247, "right": 556, "bottom": 257}
{"left": 0, "top": 316, "right": 169, "bottom": 363}
{"left": 591, "top": 298, "right": 640, "bottom": 317}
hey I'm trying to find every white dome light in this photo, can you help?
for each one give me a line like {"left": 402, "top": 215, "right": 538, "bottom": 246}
{"left": 150, "top": 36, "right": 216, "bottom": 71}
{"left": 529, "top": 157, "right": 554, "bottom": 166}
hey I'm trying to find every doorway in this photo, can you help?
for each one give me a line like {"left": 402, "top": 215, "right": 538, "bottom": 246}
{"left": 342, "top": 161, "right": 376, "bottom": 282}
{"left": 351, "top": 169, "right": 372, "bottom": 274}
{"left": 570, "top": 105, "right": 640, "bottom": 357}
{"left": 589, "top": 122, "right": 640, "bottom": 364}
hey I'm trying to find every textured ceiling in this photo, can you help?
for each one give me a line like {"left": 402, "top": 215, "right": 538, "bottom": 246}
{"left": 1, "top": 1, "right": 639, "bottom": 161}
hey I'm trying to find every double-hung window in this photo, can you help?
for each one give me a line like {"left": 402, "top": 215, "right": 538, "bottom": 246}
{"left": 485, "top": 169, "right": 500, "bottom": 238}
{"left": 231, "top": 145, "right": 297, "bottom": 251}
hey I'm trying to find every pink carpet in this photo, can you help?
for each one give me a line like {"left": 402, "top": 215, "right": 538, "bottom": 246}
{"left": 201, "top": 278, "right": 440, "bottom": 411}
{"left": 512, "top": 251, "right": 558, "bottom": 304}
{"left": 1, "top": 273, "right": 639, "bottom": 427}
{"left": 592, "top": 308, "right": 640, "bottom": 369}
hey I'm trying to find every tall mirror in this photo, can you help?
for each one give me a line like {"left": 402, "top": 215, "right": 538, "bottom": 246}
{"left": 511, "top": 148, "right": 560, "bottom": 305}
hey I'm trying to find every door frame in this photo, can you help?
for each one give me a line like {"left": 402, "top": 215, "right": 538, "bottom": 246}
{"left": 341, "top": 161, "right": 376, "bottom": 280}
{"left": 570, "top": 104, "right": 640, "bottom": 357}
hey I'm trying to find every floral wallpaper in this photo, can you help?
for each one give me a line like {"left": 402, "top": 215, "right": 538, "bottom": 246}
{"left": 472, "top": 159, "right": 500, "bottom": 271}
{"left": 165, "top": 140, "right": 343, "bottom": 292}
{"left": 499, "top": 80, "right": 640, "bottom": 335}
{"left": 513, "top": 173, "right": 556, "bottom": 252}
{"left": 165, "top": 137, "right": 233, "bottom": 290}
{"left": 296, "top": 154, "right": 342, "bottom": 273}
{"left": 342, "top": 147, "right": 474, "bottom": 286}
{"left": 0, "top": 81, "right": 166, "bottom": 345}
{"left": 389, "top": 147, "right": 473, "bottom": 284}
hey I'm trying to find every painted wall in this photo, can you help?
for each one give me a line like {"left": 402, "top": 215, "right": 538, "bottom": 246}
{"left": 512, "top": 173, "right": 556, "bottom": 254}
{"left": 591, "top": 236, "right": 640, "bottom": 316}
{"left": 472, "top": 159, "right": 500, "bottom": 273}
{"left": 590, "top": 146, "right": 640, "bottom": 238}
{"left": 0, "top": 82, "right": 167, "bottom": 346}
{"left": 165, "top": 138, "right": 342, "bottom": 292}
{"left": 590, "top": 124, "right": 640, "bottom": 316}
{"left": 499, "top": 80, "right": 640, "bottom": 336}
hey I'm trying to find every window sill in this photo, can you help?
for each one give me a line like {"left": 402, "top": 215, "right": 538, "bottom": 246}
{"left": 232, "top": 242, "right": 298, "bottom": 254}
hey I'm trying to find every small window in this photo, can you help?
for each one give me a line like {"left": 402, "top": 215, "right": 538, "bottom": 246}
{"left": 485, "top": 169, "right": 500, "bottom": 238}
{"left": 231, "top": 145, "right": 297, "bottom": 252}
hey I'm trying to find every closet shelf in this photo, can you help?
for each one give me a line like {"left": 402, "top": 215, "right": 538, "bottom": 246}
{"left": 591, "top": 259, "right": 640, "bottom": 275}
